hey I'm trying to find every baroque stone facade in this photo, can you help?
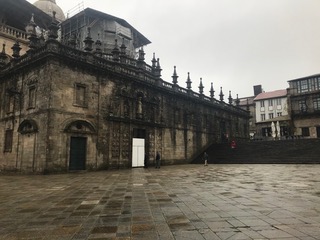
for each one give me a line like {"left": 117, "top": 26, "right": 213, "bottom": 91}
{"left": 0, "top": 3, "right": 249, "bottom": 173}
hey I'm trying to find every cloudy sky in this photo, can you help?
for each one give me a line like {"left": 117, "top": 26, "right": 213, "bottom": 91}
{"left": 28, "top": 0, "right": 320, "bottom": 98}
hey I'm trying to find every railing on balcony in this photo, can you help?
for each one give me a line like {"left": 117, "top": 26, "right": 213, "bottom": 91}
{"left": 0, "top": 24, "right": 28, "bottom": 41}
{"left": 291, "top": 109, "right": 320, "bottom": 116}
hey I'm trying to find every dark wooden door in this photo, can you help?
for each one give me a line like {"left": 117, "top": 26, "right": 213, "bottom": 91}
{"left": 69, "top": 137, "right": 87, "bottom": 170}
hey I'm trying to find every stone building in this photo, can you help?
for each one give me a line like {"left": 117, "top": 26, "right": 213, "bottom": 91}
{"left": 0, "top": 0, "right": 249, "bottom": 173}
{"left": 254, "top": 89, "right": 290, "bottom": 139}
{"left": 288, "top": 74, "right": 320, "bottom": 138}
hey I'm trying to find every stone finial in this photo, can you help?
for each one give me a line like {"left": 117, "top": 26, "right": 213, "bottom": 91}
{"left": 119, "top": 38, "right": 127, "bottom": 63}
{"left": 172, "top": 66, "right": 178, "bottom": 85}
{"left": 111, "top": 39, "right": 120, "bottom": 61}
{"left": 94, "top": 33, "right": 102, "bottom": 57}
{"left": 84, "top": 27, "right": 94, "bottom": 52}
{"left": 199, "top": 78, "right": 204, "bottom": 95}
{"left": 0, "top": 43, "right": 7, "bottom": 67}
{"left": 228, "top": 91, "right": 233, "bottom": 104}
{"left": 39, "top": 30, "right": 45, "bottom": 46}
{"left": 138, "top": 47, "right": 145, "bottom": 61}
{"left": 219, "top": 87, "right": 224, "bottom": 102}
{"left": 25, "top": 14, "right": 36, "bottom": 36}
{"left": 186, "top": 72, "right": 192, "bottom": 90}
{"left": 137, "top": 47, "right": 145, "bottom": 68}
{"left": 120, "top": 38, "right": 127, "bottom": 56}
{"left": 151, "top": 53, "right": 157, "bottom": 69}
{"left": 154, "top": 58, "right": 162, "bottom": 77}
{"left": 235, "top": 94, "right": 240, "bottom": 106}
{"left": 26, "top": 14, "right": 39, "bottom": 54}
{"left": 210, "top": 82, "right": 215, "bottom": 99}
{"left": 12, "top": 39, "right": 21, "bottom": 59}
{"left": 48, "top": 11, "right": 59, "bottom": 40}
{"left": 68, "top": 33, "right": 77, "bottom": 48}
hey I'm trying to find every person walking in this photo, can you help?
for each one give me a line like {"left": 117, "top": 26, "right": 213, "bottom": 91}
{"left": 203, "top": 152, "right": 208, "bottom": 166}
{"left": 155, "top": 151, "right": 161, "bottom": 168}
{"left": 231, "top": 140, "right": 237, "bottom": 149}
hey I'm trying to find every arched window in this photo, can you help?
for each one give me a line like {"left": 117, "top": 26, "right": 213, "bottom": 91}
{"left": 64, "top": 120, "right": 96, "bottom": 134}
{"left": 18, "top": 119, "right": 38, "bottom": 134}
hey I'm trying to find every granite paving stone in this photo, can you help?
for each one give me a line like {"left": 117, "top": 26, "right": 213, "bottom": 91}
{"left": 1, "top": 164, "right": 320, "bottom": 239}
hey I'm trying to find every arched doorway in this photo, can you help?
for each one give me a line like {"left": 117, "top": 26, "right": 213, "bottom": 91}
{"left": 64, "top": 120, "right": 96, "bottom": 171}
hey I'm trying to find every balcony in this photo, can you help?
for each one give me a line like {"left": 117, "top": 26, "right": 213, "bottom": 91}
{"left": 291, "top": 109, "right": 320, "bottom": 117}
{"left": 0, "top": 24, "right": 28, "bottom": 41}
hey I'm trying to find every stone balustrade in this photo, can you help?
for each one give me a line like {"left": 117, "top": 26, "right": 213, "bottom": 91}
{"left": 0, "top": 24, "right": 28, "bottom": 40}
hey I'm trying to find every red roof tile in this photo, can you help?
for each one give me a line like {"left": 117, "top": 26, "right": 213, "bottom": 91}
{"left": 254, "top": 89, "right": 287, "bottom": 101}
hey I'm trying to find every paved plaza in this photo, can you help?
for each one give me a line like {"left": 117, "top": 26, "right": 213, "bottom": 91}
{"left": 1, "top": 164, "right": 320, "bottom": 240}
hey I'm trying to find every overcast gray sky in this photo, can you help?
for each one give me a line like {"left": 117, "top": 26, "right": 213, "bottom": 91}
{"left": 28, "top": 0, "right": 320, "bottom": 98}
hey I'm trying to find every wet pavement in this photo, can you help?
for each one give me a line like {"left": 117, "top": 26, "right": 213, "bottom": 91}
{"left": 1, "top": 164, "right": 320, "bottom": 240}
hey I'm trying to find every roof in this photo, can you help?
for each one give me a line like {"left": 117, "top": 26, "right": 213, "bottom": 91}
{"left": 0, "top": 0, "right": 53, "bottom": 31}
{"left": 254, "top": 89, "right": 287, "bottom": 101}
{"left": 62, "top": 8, "right": 151, "bottom": 48}
{"left": 238, "top": 96, "right": 254, "bottom": 106}
{"left": 33, "top": 0, "right": 65, "bottom": 22}
{"left": 288, "top": 73, "right": 320, "bottom": 82}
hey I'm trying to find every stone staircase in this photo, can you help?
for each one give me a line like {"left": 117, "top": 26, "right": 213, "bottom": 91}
{"left": 192, "top": 139, "right": 320, "bottom": 164}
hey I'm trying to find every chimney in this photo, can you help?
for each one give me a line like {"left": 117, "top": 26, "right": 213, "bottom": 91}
{"left": 253, "top": 85, "right": 262, "bottom": 96}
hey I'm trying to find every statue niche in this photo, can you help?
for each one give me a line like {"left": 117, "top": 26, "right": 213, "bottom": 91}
{"left": 136, "top": 93, "right": 144, "bottom": 119}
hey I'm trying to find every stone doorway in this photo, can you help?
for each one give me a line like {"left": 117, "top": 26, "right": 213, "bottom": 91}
{"left": 69, "top": 137, "right": 87, "bottom": 170}
{"left": 132, "top": 128, "right": 146, "bottom": 167}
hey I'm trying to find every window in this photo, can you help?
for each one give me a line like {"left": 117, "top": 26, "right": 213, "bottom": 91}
{"left": 317, "top": 78, "right": 320, "bottom": 90}
{"left": 74, "top": 83, "right": 87, "bottom": 107}
{"left": 269, "top": 113, "right": 274, "bottom": 119}
{"left": 261, "top": 114, "right": 265, "bottom": 121}
{"left": 298, "top": 100, "right": 307, "bottom": 112}
{"left": 301, "top": 127, "right": 310, "bottom": 137}
{"left": 268, "top": 99, "right": 273, "bottom": 106}
{"left": 313, "top": 97, "right": 320, "bottom": 111}
{"left": 299, "top": 80, "right": 309, "bottom": 93}
{"left": 276, "top": 98, "right": 281, "bottom": 106}
{"left": 260, "top": 101, "right": 265, "bottom": 107}
{"left": 310, "top": 78, "right": 317, "bottom": 91}
{"left": 4, "top": 129, "right": 13, "bottom": 152}
{"left": 277, "top": 112, "right": 282, "bottom": 117}
{"left": 28, "top": 86, "right": 36, "bottom": 109}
